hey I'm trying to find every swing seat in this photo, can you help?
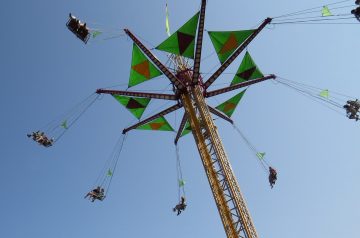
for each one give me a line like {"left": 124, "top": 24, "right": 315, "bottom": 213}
{"left": 93, "top": 193, "right": 105, "bottom": 201}
{"left": 66, "top": 18, "right": 90, "bottom": 44}
{"left": 97, "top": 195, "right": 105, "bottom": 201}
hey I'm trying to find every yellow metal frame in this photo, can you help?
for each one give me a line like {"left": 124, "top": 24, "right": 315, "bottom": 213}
{"left": 178, "top": 64, "right": 258, "bottom": 238}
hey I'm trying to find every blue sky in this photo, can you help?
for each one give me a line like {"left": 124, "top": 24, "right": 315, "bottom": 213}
{"left": 1, "top": 0, "right": 360, "bottom": 237}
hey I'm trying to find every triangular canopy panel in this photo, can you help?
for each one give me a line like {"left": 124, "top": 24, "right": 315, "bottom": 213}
{"left": 208, "top": 30, "right": 255, "bottom": 64}
{"left": 136, "top": 116, "right": 174, "bottom": 131}
{"left": 319, "top": 89, "right": 329, "bottom": 98}
{"left": 129, "top": 44, "right": 162, "bottom": 87}
{"left": 322, "top": 6, "right": 332, "bottom": 16}
{"left": 180, "top": 121, "right": 192, "bottom": 137}
{"left": 231, "top": 52, "right": 263, "bottom": 85}
{"left": 113, "top": 95, "right": 151, "bottom": 119}
{"left": 156, "top": 12, "right": 200, "bottom": 59}
{"left": 215, "top": 90, "right": 246, "bottom": 117}
{"left": 256, "top": 152, "right": 266, "bottom": 160}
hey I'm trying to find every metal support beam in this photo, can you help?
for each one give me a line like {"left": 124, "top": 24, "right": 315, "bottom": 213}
{"left": 189, "top": 85, "right": 259, "bottom": 238}
{"left": 122, "top": 103, "right": 182, "bottom": 134}
{"left": 192, "top": 0, "right": 207, "bottom": 85}
{"left": 206, "top": 74, "right": 276, "bottom": 98}
{"left": 180, "top": 92, "right": 239, "bottom": 238}
{"left": 174, "top": 113, "right": 188, "bottom": 144}
{"left": 96, "top": 88, "right": 178, "bottom": 100}
{"left": 204, "top": 18, "right": 272, "bottom": 89}
{"left": 124, "top": 29, "right": 186, "bottom": 91}
{"left": 208, "top": 106, "right": 233, "bottom": 124}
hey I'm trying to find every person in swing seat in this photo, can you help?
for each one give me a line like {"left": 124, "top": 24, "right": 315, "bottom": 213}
{"left": 84, "top": 186, "right": 105, "bottom": 202}
{"left": 351, "top": 7, "right": 360, "bottom": 21}
{"left": 84, "top": 186, "right": 101, "bottom": 202}
{"left": 173, "top": 196, "right": 187, "bottom": 216}
{"left": 77, "top": 23, "right": 89, "bottom": 41}
{"left": 27, "top": 131, "right": 40, "bottom": 141}
{"left": 346, "top": 99, "right": 360, "bottom": 111}
{"left": 68, "top": 13, "right": 80, "bottom": 31}
{"left": 269, "top": 167, "right": 277, "bottom": 189}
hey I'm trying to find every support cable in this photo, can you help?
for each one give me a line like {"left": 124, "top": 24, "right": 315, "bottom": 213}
{"left": 91, "top": 133, "right": 128, "bottom": 198}
{"left": 175, "top": 143, "right": 186, "bottom": 200}
{"left": 36, "top": 93, "right": 100, "bottom": 144}
{"left": 272, "top": 0, "right": 352, "bottom": 19}
{"left": 233, "top": 123, "right": 268, "bottom": 173}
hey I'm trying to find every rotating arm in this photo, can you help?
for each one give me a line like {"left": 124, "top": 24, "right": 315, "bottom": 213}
{"left": 206, "top": 75, "right": 276, "bottom": 98}
{"left": 96, "top": 89, "right": 178, "bottom": 100}
{"left": 192, "top": 0, "right": 207, "bottom": 85}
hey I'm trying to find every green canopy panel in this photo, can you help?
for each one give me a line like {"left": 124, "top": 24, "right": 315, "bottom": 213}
{"left": 136, "top": 116, "right": 174, "bottom": 131}
{"left": 319, "top": 89, "right": 329, "bottom": 98}
{"left": 322, "top": 6, "right": 332, "bottom": 17}
{"left": 231, "top": 52, "right": 264, "bottom": 86}
{"left": 256, "top": 152, "right": 266, "bottom": 160}
{"left": 113, "top": 95, "right": 151, "bottom": 119}
{"left": 178, "top": 179, "right": 186, "bottom": 187}
{"left": 60, "top": 120, "right": 68, "bottom": 129}
{"left": 156, "top": 12, "right": 199, "bottom": 59}
{"left": 92, "top": 31, "right": 102, "bottom": 38}
{"left": 107, "top": 169, "right": 113, "bottom": 176}
{"left": 129, "top": 44, "right": 163, "bottom": 87}
{"left": 208, "top": 30, "right": 255, "bottom": 64}
{"left": 180, "top": 121, "right": 192, "bottom": 137}
{"left": 215, "top": 90, "right": 246, "bottom": 117}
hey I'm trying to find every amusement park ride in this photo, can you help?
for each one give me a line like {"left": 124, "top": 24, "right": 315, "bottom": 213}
{"left": 98, "top": 1, "right": 272, "bottom": 237}
{"left": 28, "top": 1, "right": 360, "bottom": 238}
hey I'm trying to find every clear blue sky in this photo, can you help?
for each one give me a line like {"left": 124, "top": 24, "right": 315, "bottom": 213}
{"left": 1, "top": 0, "right": 360, "bottom": 237}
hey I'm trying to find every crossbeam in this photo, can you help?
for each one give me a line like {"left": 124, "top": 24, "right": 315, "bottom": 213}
{"left": 206, "top": 75, "right": 276, "bottom": 98}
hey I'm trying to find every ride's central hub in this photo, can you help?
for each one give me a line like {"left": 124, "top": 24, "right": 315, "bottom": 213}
{"left": 175, "top": 68, "right": 204, "bottom": 93}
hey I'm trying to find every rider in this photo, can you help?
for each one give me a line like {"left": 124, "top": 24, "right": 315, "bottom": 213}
{"left": 268, "top": 167, "right": 277, "bottom": 189}
{"left": 98, "top": 188, "right": 105, "bottom": 201}
{"left": 27, "top": 131, "right": 40, "bottom": 141}
{"left": 35, "top": 132, "right": 45, "bottom": 143}
{"left": 85, "top": 186, "right": 101, "bottom": 202}
{"left": 344, "top": 104, "right": 359, "bottom": 120}
{"left": 84, "top": 186, "right": 105, "bottom": 202}
{"left": 347, "top": 99, "right": 360, "bottom": 111}
{"left": 27, "top": 131, "right": 54, "bottom": 147}
{"left": 351, "top": 7, "right": 360, "bottom": 21}
{"left": 348, "top": 113, "right": 359, "bottom": 121}
{"left": 173, "top": 196, "right": 187, "bottom": 216}
{"left": 42, "top": 137, "right": 54, "bottom": 147}
{"left": 68, "top": 13, "right": 80, "bottom": 32}
{"left": 77, "top": 22, "right": 89, "bottom": 41}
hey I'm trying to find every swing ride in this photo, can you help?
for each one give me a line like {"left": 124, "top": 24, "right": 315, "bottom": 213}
{"left": 28, "top": 1, "right": 360, "bottom": 238}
